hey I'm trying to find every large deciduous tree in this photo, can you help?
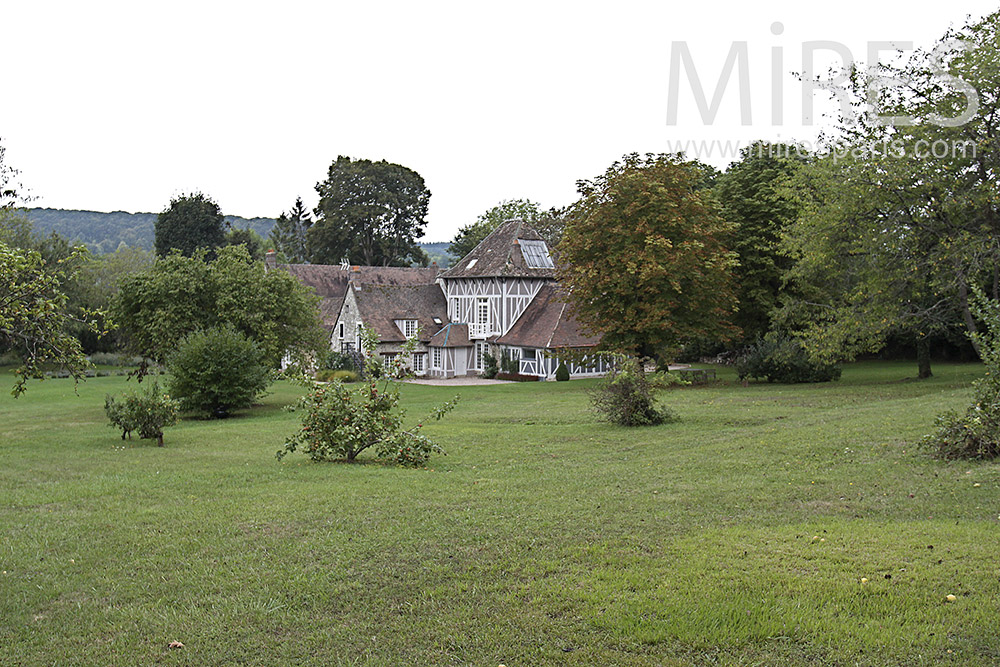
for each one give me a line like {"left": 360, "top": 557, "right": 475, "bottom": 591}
{"left": 714, "top": 141, "right": 806, "bottom": 342}
{"left": 558, "top": 153, "right": 739, "bottom": 362}
{"left": 779, "top": 10, "right": 1000, "bottom": 378}
{"left": 113, "top": 245, "right": 326, "bottom": 368}
{"left": 448, "top": 199, "right": 562, "bottom": 261}
{"left": 307, "top": 156, "right": 430, "bottom": 266}
{"left": 153, "top": 192, "right": 226, "bottom": 258}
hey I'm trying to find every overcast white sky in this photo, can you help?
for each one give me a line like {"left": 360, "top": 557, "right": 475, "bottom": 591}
{"left": 2, "top": 1, "right": 994, "bottom": 241}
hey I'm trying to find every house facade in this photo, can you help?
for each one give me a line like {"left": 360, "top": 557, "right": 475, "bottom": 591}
{"left": 276, "top": 220, "right": 606, "bottom": 380}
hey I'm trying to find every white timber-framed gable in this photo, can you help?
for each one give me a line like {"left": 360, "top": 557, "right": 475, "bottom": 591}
{"left": 443, "top": 276, "right": 550, "bottom": 340}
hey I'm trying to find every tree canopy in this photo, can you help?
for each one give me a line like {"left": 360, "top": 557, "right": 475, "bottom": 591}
{"left": 558, "top": 153, "right": 738, "bottom": 362}
{"left": 268, "top": 197, "right": 312, "bottom": 263}
{"left": 113, "top": 244, "right": 326, "bottom": 368}
{"left": 714, "top": 141, "right": 805, "bottom": 342}
{"left": 153, "top": 192, "right": 226, "bottom": 258}
{"left": 778, "top": 10, "right": 1000, "bottom": 377}
{"left": 0, "top": 241, "right": 100, "bottom": 396}
{"left": 307, "top": 156, "right": 430, "bottom": 266}
{"left": 448, "top": 199, "right": 551, "bottom": 261}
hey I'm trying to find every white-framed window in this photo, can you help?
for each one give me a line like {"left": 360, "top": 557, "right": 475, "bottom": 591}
{"left": 476, "top": 298, "right": 489, "bottom": 326}
{"left": 402, "top": 319, "right": 418, "bottom": 338}
{"left": 432, "top": 347, "right": 442, "bottom": 369}
{"left": 475, "top": 341, "right": 487, "bottom": 370}
{"left": 413, "top": 353, "right": 425, "bottom": 373}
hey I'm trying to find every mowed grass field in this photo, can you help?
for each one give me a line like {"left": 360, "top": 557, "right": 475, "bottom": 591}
{"left": 1, "top": 362, "right": 998, "bottom": 666}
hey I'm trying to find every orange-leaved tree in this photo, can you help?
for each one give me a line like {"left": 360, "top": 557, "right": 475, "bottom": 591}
{"left": 558, "top": 153, "right": 739, "bottom": 365}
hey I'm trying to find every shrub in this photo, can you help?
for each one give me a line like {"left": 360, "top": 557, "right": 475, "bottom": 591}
{"left": 555, "top": 361, "right": 570, "bottom": 381}
{"left": 499, "top": 350, "right": 519, "bottom": 375}
{"left": 317, "top": 350, "right": 356, "bottom": 372}
{"left": 480, "top": 352, "right": 498, "bottom": 379}
{"left": 167, "top": 325, "right": 271, "bottom": 418}
{"left": 925, "top": 288, "right": 1000, "bottom": 460}
{"left": 278, "top": 379, "right": 455, "bottom": 466}
{"left": 496, "top": 371, "right": 542, "bottom": 382}
{"left": 736, "top": 335, "right": 842, "bottom": 384}
{"left": 279, "top": 326, "right": 458, "bottom": 467}
{"left": 316, "top": 368, "right": 359, "bottom": 382}
{"left": 589, "top": 355, "right": 680, "bottom": 426}
{"left": 330, "top": 369, "right": 360, "bottom": 382}
{"left": 104, "top": 381, "right": 179, "bottom": 446}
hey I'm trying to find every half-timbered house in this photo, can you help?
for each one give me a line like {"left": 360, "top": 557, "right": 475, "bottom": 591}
{"left": 278, "top": 220, "right": 606, "bottom": 380}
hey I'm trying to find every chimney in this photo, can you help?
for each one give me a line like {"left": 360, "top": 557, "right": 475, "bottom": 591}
{"left": 264, "top": 250, "right": 277, "bottom": 270}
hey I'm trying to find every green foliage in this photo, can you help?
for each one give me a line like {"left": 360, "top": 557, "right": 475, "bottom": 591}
{"left": 499, "top": 350, "right": 518, "bottom": 375}
{"left": 588, "top": 355, "right": 680, "bottom": 426}
{"left": 480, "top": 352, "right": 498, "bottom": 379}
{"left": 555, "top": 360, "right": 570, "bottom": 381}
{"left": 104, "top": 381, "right": 178, "bottom": 446}
{"left": 736, "top": 335, "right": 842, "bottom": 384}
{"left": 280, "top": 328, "right": 457, "bottom": 466}
{"left": 113, "top": 244, "right": 325, "bottom": 368}
{"left": 268, "top": 197, "right": 312, "bottom": 264}
{"left": 926, "top": 289, "right": 1000, "bottom": 459}
{"left": 26, "top": 207, "right": 277, "bottom": 255}
{"left": 154, "top": 192, "right": 226, "bottom": 258}
{"left": 713, "top": 141, "right": 805, "bottom": 342}
{"left": 308, "top": 156, "right": 430, "bottom": 267}
{"left": 778, "top": 12, "right": 1000, "bottom": 376}
{"left": 559, "top": 153, "right": 739, "bottom": 360}
{"left": 317, "top": 349, "right": 356, "bottom": 372}
{"left": 447, "top": 199, "right": 561, "bottom": 261}
{"left": 225, "top": 227, "right": 265, "bottom": 260}
{"left": 315, "top": 368, "right": 360, "bottom": 383}
{"left": 0, "top": 241, "right": 102, "bottom": 396}
{"left": 278, "top": 378, "right": 453, "bottom": 466}
{"left": 166, "top": 325, "right": 272, "bottom": 418}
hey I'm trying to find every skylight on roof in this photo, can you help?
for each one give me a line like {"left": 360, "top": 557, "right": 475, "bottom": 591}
{"left": 519, "top": 239, "right": 554, "bottom": 268}
{"left": 466, "top": 258, "right": 478, "bottom": 269}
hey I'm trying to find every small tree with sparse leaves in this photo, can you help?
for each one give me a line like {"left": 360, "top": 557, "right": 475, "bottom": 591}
{"left": 279, "top": 327, "right": 458, "bottom": 466}
{"left": 104, "top": 381, "right": 179, "bottom": 446}
{"left": 589, "top": 355, "right": 684, "bottom": 426}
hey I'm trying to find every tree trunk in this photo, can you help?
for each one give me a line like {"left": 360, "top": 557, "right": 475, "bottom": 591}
{"left": 916, "top": 336, "right": 932, "bottom": 379}
{"left": 958, "top": 279, "right": 982, "bottom": 357}
{"left": 156, "top": 433, "right": 164, "bottom": 447}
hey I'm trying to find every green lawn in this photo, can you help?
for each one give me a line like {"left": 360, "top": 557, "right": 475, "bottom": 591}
{"left": 1, "top": 362, "right": 998, "bottom": 666}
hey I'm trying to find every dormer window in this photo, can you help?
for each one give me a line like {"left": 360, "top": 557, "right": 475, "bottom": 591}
{"left": 519, "top": 239, "right": 554, "bottom": 268}
{"left": 401, "top": 319, "right": 418, "bottom": 338}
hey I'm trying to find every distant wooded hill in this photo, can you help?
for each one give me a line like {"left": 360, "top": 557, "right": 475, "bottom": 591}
{"left": 24, "top": 208, "right": 451, "bottom": 265}
{"left": 26, "top": 208, "right": 276, "bottom": 255}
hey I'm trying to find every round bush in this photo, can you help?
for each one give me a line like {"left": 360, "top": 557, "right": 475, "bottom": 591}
{"left": 167, "top": 325, "right": 271, "bottom": 418}
{"left": 555, "top": 361, "right": 570, "bottom": 381}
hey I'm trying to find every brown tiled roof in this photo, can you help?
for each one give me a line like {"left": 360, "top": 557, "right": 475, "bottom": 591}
{"left": 495, "top": 284, "right": 600, "bottom": 349}
{"left": 352, "top": 282, "right": 448, "bottom": 343}
{"left": 441, "top": 219, "right": 556, "bottom": 279}
{"left": 279, "top": 264, "right": 439, "bottom": 328}
{"left": 427, "top": 323, "right": 472, "bottom": 348}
